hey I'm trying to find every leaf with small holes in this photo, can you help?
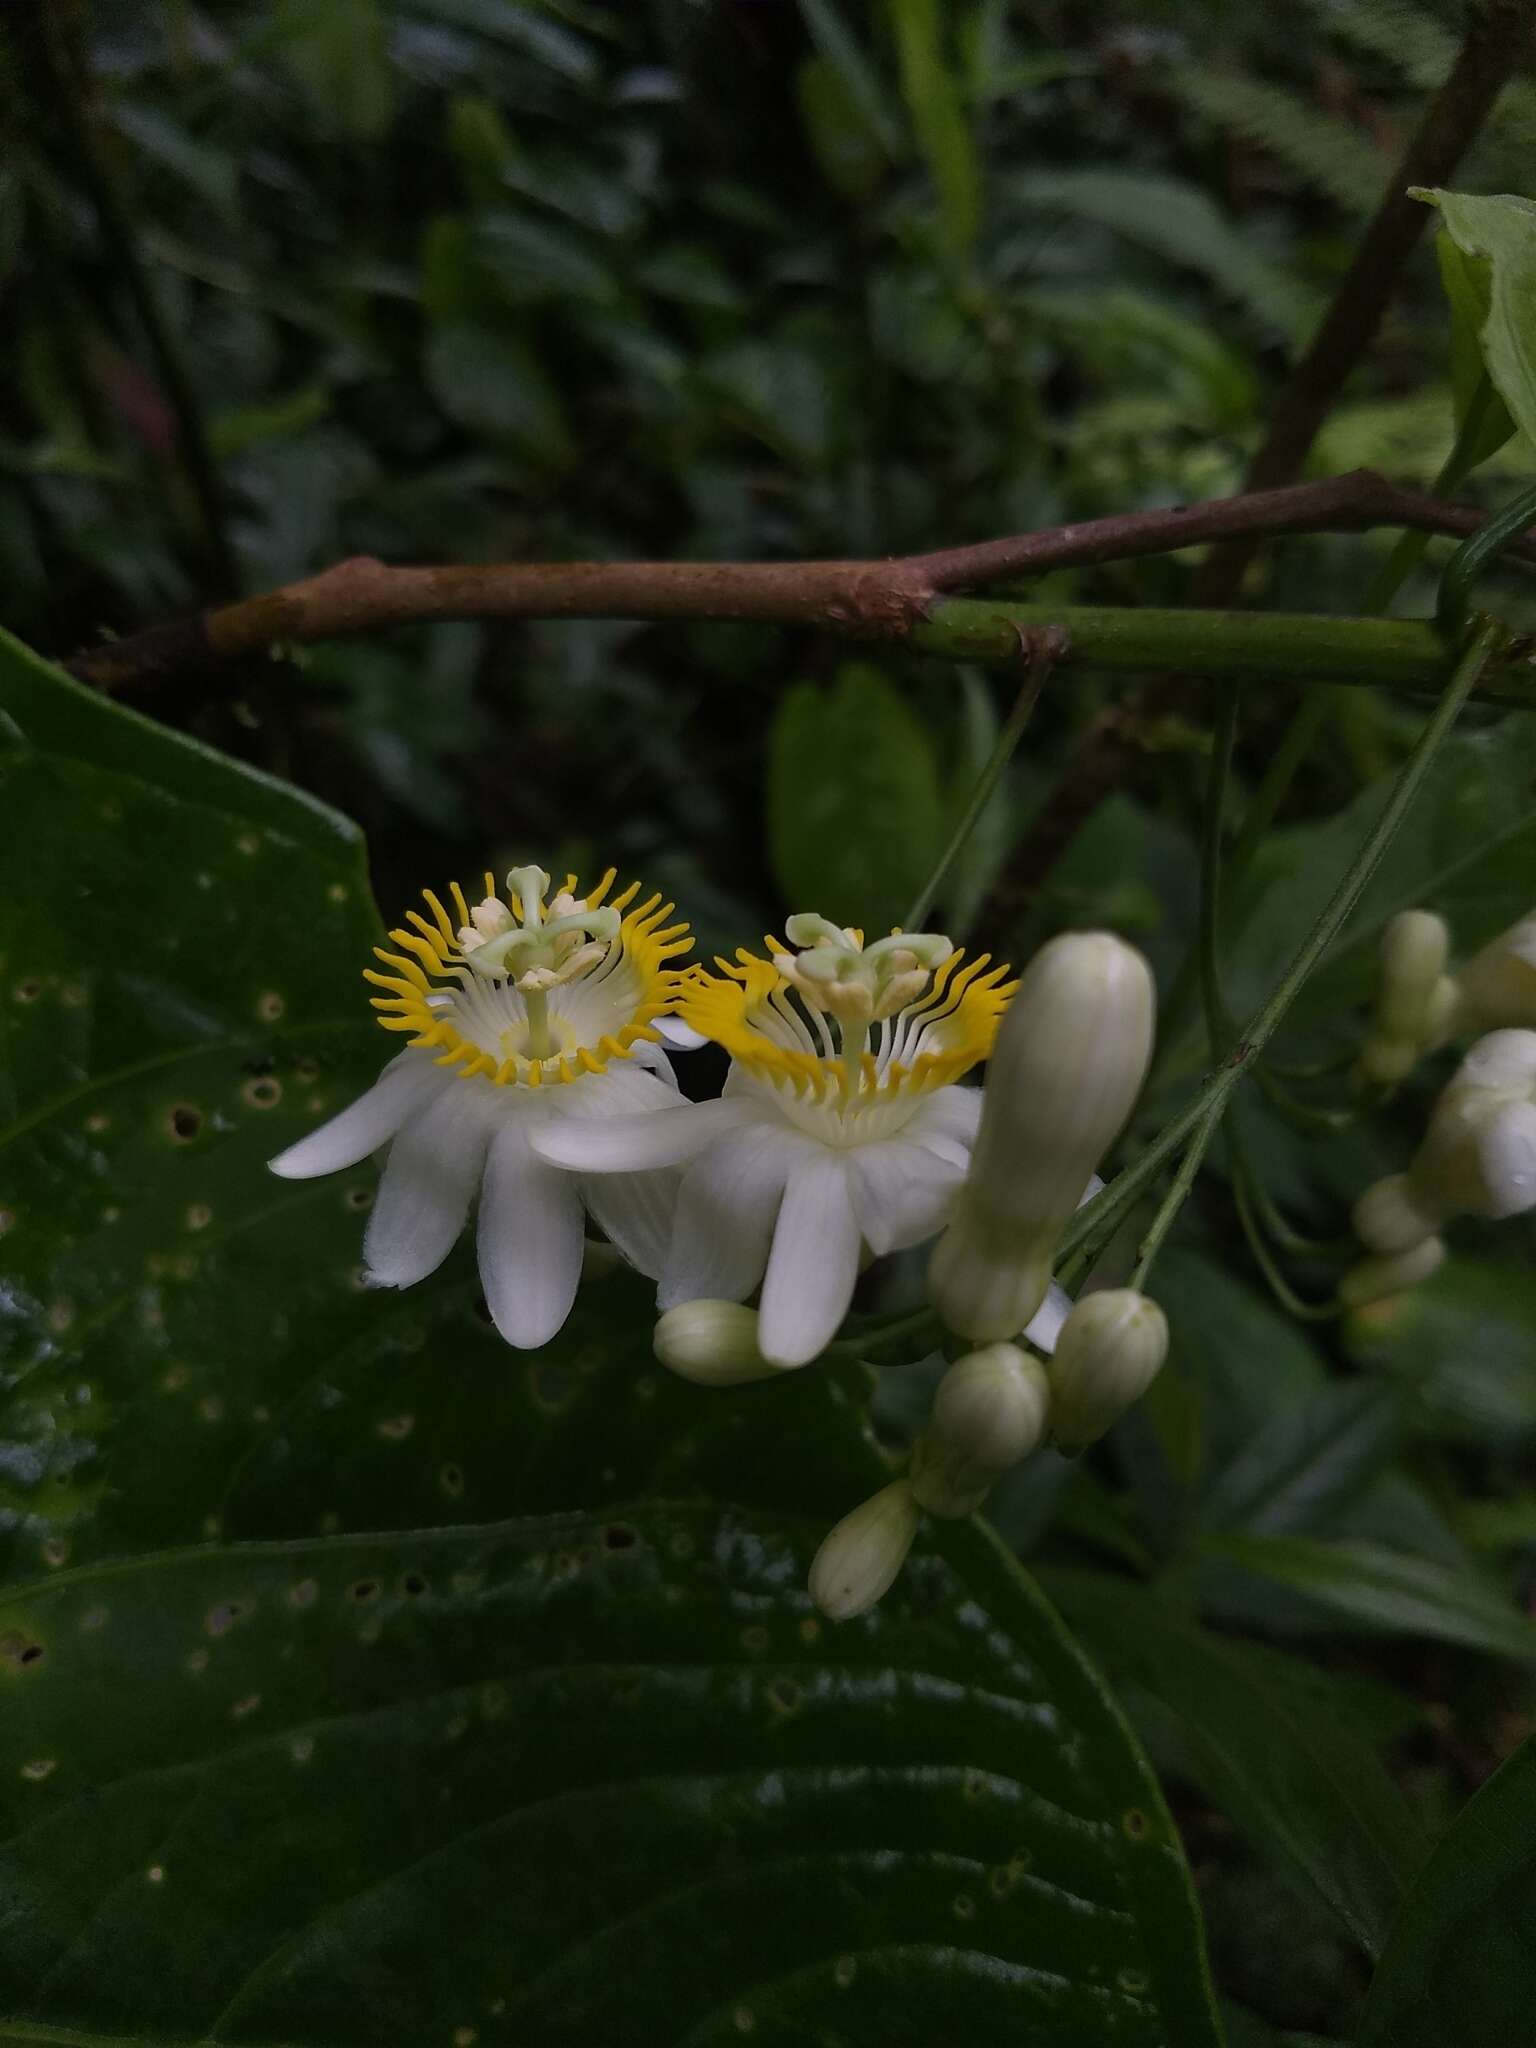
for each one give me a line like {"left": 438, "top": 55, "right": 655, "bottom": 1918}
{"left": 0, "top": 628, "right": 1222, "bottom": 2044}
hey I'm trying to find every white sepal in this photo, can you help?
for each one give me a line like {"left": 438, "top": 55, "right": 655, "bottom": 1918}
{"left": 1355, "top": 909, "right": 1453, "bottom": 1086}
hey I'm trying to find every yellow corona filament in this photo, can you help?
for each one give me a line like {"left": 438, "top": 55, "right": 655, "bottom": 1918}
{"left": 363, "top": 869, "right": 693, "bottom": 1087}
{"left": 676, "top": 941, "right": 1015, "bottom": 1112}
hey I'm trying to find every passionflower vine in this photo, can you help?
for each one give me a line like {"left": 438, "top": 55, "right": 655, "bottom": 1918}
{"left": 529, "top": 913, "right": 1016, "bottom": 1367}
{"left": 269, "top": 865, "right": 692, "bottom": 1348}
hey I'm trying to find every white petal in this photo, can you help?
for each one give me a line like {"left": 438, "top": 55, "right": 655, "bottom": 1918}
{"left": 901, "top": 1085, "right": 982, "bottom": 1150}
{"left": 363, "top": 1082, "right": 491, "bottom": 1288}
{"left": 268, "top": 1054, "right": 447, "bottom": 1179}
{"left": 1023, "top": 1281, "right": 1073, "bottom": 1354}
{"left": 476, "top": 1124, "right": 585, "bottom": 1348}
{"left": 758, "top": 1151, "right": 862, "bottom": 1367}
{"left": 628, "top": 1039, "right": 685, "bottom": 1083}
{"left": 847, "top": 1140, "right": 965, "bottom": 1256}
{"left": 655, "top": 1016, "right": 709, "bottom": 1050}
{"left": 569, "top": 1061, "right": 679, "bottom": 1112}
{"left": 582, "top": 1168, "right": 680, "bottom": 1280}
{"left": 658, "top": 1127, "right": 808, "bottom": 1309}
{"left": 528, "top": 1095, "right": 757, "bottom": 1173}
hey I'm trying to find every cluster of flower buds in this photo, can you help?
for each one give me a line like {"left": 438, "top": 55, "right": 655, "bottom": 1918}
{"left": 1353, "top": 1028, "right": 1536, "bottom": 1261}
{"left": 1356, "top": 907, "right": 1536, "bottom": 1088}
{"left": 808, "top": 1286, "right": 1170, "bottom": 1621}
{"left": 801, "top": 930, "right": 1167, "bottom": 1622}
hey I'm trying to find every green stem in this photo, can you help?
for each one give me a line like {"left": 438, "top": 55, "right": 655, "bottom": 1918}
{"left": 902, "top": 643, "right": 1055, "bottom": 930}
{"left": 1438, "top": 476, "right": 1536, "bottom": 639}
{"left": 1230, "top": 1149, "right": 1342, "bottom": 1321}
{"left": 1130, "top": 1095, "right": 1226, "bottom": 1291}
{"left": 1197, "top": 686, "right": 1240, "bottom": 1057}
{"left": 914, "top": 601, "right": 1532, "bottom": 701}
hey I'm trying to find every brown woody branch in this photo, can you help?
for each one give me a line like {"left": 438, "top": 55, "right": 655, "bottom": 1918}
{"left": 65, "top": 469, "right": 1533, "bottom": 690}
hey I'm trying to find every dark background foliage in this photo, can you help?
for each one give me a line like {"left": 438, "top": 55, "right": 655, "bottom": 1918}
{"left": 5, "top": 4, "right": 1536, "bottom": 2043}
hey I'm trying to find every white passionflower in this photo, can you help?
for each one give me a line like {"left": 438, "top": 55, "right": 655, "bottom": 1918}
{"left": 269, "top": 864, "right": 692, "bottom": 1348}
{"left": 528, "top": 913, "right": 1016, "bottom": 1367}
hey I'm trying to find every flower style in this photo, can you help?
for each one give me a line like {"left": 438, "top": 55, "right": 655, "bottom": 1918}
{"left": 269, "top": 864, "right": 692, "bottom": 1347}
{"left": 528, "top": 914, "right": 1016, "bottom": 1367}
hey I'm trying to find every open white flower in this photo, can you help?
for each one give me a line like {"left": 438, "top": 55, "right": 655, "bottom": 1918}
{"left": 269, "top": 864, "right": 692, "bottom": 1348}
{"left": 528, "top": 914, "right": 1016, "bottom": 1367}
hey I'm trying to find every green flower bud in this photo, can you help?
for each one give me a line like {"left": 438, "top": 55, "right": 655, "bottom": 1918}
{"left": 910, "top": 1343, "right": 1050, "bottom": 1516}
{"left": 930, "top": 932, "right": 1155, "bottom": 1341}
{"left": 1047, "top": 1289, "right": 1168, "bottom": 1455}
{"left": 653, "top": 1301, "right": 781, "bottom": 1385}
{"left": 1338, "top": 1236, "right": 1444, "bottom": 1310}
{"left": 808, "top": 1480, "right": 922, "bottom": 1622}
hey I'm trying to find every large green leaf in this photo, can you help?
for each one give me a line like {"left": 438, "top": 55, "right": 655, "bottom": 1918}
{"left": 1200, "top": 1534, "right": 1536, "bottom": 1666}
{"left": 0, "top": 630, "right": 1222, "bottom": 2042}
{"left": 1342, "top": 1256, "right": 1536, "bottom": 1446}
{"left": 1356, "top": 1734, "right": 1536, "bottom": 2047}
{"left": 1052, "top": 1571, "right": 1427, "bottom": 1957}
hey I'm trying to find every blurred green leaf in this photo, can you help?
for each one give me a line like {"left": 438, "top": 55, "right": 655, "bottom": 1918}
{"left": 1053, "top": 1571, "right": 1428, "bottom": 1955}
{"left": 1201, "top": 1381, "right": 1405, "bottom": 1538}
{"left": 1201, "top": 1535, "right": 1536, "bottom": 1665}
{"left": 425, "top": 321, "right": 572, "bottom": 465}
{"left": 1005, "top": 171, "right": 1320, "bottom": 339}
{"left": 271, "top": 0, "right": 396, "bottom": 141}
{"left": 797, "top": 0, "right": 904, "bottom": 158}
{"left": 1418, "top": 188, "right": 1536, "bottom": 452}
{"left": 797, "top": 54, "right": 889, "bottom": 204}
{"left": 891, "top": 0, "right": 983, "bottom": 261}
{"left": 767, "top": 662, "right": 945, "bottom": 933}
{"left": 1357, "top": 1734, "right": 1536, "bottom": 2047}
{"left": 1342, "top": 1256, "right": 1536, "bottom": 1446}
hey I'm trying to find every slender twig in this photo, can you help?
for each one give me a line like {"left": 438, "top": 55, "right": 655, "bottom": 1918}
{"left": 902, "top": 626, "right": 1065, "bottom": 931}
{"left": 1130, "top": 1096, "right": 1226, "bottom": 1292}
{"left": 63, "top": 469, "right": 1536, "bottom": 690}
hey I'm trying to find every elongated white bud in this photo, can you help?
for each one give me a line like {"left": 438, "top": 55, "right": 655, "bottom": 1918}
{"left": 1444, "top": 912, "right": 1536, "bottom": 1037}
{"left": 808, "top": 1480, "right": 922, "bottom": 1622}
{"left": 653, "top": 1301, "right": 781, "bottom": 1385}
{"left": 1354, "top": 1029, "right": 1536, "bottom": 1252}
{"left": 1047, "top": 1289, "right": 1168, "bottom": 1455}
{"left": 929, "top": 932, "right": 1155, "bottom": 1341}
{"left": 910, "top": 1344, "right": 1051, "bottom": 1517}
{"left": 1339, "top": 1236, "right": 1445, "bottom": 1310}
{"left": 1355, "top": 910, "right": 1454, "bottom": 1086}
